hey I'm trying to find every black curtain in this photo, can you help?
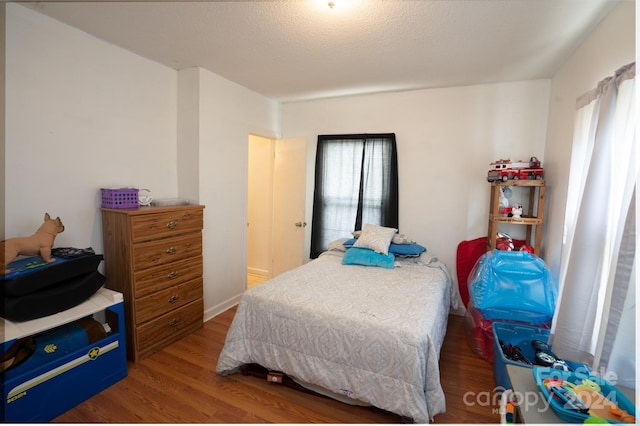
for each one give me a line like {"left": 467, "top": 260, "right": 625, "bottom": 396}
{"left": 310, "top": 134, "right": 398, "bottom": 258}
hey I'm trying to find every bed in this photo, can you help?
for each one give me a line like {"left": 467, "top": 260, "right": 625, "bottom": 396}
{"left": 216, "top": 233, "right": 458, "bottom": 423}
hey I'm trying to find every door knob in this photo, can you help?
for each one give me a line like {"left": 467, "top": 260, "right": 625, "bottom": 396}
{"left": 295, "top": 221, "right": 307, "bottom": 227}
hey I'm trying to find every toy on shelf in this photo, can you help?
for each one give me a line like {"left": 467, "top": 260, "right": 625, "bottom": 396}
{"left": 496, "top": 233, "right": 515, "bottom": 251}
{"left": 495, "top": 232, "right": 532, "bottom": 252}
{"left": 487, "top": 156, "right": 544, "bottom": 182}
{"left": 510, "top": 204, "right": 523, "bottom": 218}
{"left": 1, "top": 213, "right": 65, "bottom": 274}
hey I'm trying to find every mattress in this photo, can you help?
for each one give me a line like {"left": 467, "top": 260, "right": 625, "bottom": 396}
{"left": 216, "top": 250, "right": 457, "bottom": 422}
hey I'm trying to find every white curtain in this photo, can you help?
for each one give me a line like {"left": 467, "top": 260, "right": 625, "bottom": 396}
{"left": 551, "top": 63, "right": 636, "bottom": 388}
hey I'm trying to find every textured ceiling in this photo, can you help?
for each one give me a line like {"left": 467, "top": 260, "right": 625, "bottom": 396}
{"left": 25, "top": 0, "right": 620, "bottom": 102}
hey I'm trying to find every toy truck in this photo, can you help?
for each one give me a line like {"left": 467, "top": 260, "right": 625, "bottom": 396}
{"left": 487, "top": 156, "right": 544, "bottom": 182}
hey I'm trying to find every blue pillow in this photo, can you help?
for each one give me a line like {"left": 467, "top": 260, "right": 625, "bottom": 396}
{"left": 343, "top": 239, "right": 425, "bottom": 257}
{"left": 343, "top": 238, "right": 356, "bottom": 247}
{"left": 342, "top": 247, "right": 395, "bottom": 269}
{"left": 389, "top": 243, "right": 426, "bottom": 257}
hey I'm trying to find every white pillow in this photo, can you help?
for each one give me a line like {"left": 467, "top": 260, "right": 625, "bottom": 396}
{"left": 353, "top": 224, "right": 397, "bottom": 255}
{"left": 327, "top": 238, "right": 349, "bottom": 252}
{"left": 352, "top": 230, "right": 415, "bottom": 245}
{"left": 391, "top": 233, "right": 415, "bottom": 244}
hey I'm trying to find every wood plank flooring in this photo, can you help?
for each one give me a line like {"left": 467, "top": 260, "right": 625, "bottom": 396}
{"left": 247, "top": 272, "right": 268, "bottom": 289}
{"left": 53, "top": 307, "right": 500, "bottom": 423}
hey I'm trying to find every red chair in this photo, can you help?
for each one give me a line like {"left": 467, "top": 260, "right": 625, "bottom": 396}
{"left": 456, "top": 237, "right": 487, "bottom": 308}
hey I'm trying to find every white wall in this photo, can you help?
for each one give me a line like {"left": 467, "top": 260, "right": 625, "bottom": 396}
{"left": 281, "top": 80, "right": 551, "bottom": 278}
{"left": 177, "top": 67, "right": 201, "bottom": 204}
{"left": 1, "top": 3, "right": 6, "bottom": 242}
{"left": 542, "top": 0, "right": 636, "bottom": 282}
{"left": 186, "top": 67, "right": 280, "bottom": 319}
{"left": 5, "top": 4, "right": 178, "bottom": 250}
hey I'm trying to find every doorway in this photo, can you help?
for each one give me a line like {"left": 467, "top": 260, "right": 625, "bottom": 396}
{"left": 247, "top": 135, "right": 307, "bottom": 288}
{"left": 247, "top": 135, "right": 273, "bottom": 287}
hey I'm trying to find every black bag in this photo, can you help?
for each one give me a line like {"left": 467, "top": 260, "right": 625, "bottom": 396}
{"left": 1, "top": 253, "right": 105, "bottom": 322}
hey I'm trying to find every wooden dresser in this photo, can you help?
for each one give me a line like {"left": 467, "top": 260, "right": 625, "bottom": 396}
{"left": 101, "top": 204, "right": 205, "bottom": 362}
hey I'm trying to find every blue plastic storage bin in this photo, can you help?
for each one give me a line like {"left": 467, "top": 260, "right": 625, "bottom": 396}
{"left": 493, "top": 322, "right": 551, "bottom": 390}
{"left": 492, "top": 322, "right": 587, "bottom": 390}
{"left": 533, "top": 367, "right": 636, "bottom": 423}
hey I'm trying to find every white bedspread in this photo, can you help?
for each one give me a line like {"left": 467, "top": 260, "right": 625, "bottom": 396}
{"left": 216, "top": 250, "right": 457, "bottom": 423}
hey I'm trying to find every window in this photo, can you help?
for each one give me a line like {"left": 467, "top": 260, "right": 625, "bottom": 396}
{"left": 310, "top": 133, "right": 399, "bottom": 258}
{"left": 551, "top": 63, "right": 635, "bottom": 388}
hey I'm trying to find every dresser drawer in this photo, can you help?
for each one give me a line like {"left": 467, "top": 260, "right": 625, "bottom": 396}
{"left": 135, "top": 278, "right": 203, "bottom": 324}
{"left": 134, "top": 257, "right": 203, "bottom": 298}
{"left": 130, "top": 208, "right": 203, "bottom": 243}
{"left": 136, "top": 299, "right": 203, "bottom": 353}
{"left": 132, "top": 232, "right": 202, "bottom": 271}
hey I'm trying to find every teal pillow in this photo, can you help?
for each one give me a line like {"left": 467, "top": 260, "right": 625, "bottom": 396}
{"left": 342, "top": 247, "right": 395, "bottom": 269}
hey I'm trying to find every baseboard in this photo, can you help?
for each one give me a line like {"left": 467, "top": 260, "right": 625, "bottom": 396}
{"left": 247, "top": 267, "right": 269, "bottom": 277}
{"left": 204, "top": 293, "right": 243, "bottom": 322}
{"left": 450, "top": 306, "right": 466, "bottom": 316}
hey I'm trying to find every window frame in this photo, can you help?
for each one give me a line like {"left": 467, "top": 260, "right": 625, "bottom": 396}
{"left": 309, "top": 133, "right": 399, "bottom": 258}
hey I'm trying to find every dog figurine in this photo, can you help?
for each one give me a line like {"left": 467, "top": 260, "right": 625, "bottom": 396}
{"left": 1, "top": 213, "right": 65, "bottom": 274}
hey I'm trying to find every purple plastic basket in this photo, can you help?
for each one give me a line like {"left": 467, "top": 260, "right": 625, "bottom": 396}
{"left": 101, "top": 188, "right": 139, "bottom": 209}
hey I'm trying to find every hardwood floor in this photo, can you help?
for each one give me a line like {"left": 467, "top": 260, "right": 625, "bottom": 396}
{"left": 53, "top": 308, "right": 500, "bottom": 423}
{"left": 247, "top": 272, "right": 268, "bottom": 289}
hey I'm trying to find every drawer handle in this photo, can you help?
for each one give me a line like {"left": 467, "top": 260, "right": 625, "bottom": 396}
{"left": 166, "top": 246, "right": 178, "bottom": 255}
{"left": 167, "top": 271, "right": 179, "bottom": 280}
{"left": 168, "top": 295, "right": 180, "bottom": 304}
{"left": 167, "top": 220, "right": 178, "bottom": 229}
{"left": 169, "top": 318, "right": 180, "bottom": 328}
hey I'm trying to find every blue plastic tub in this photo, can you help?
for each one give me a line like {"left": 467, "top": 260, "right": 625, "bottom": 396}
{"left": 533, "top": 367, "right": 636, "bottom": 423}
{"left": 493, "top": 322, "right": 550, "bottom": 390}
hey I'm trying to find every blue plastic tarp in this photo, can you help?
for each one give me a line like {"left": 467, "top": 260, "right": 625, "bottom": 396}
{"left": 468, "top": 250, "right": 558, "bottom": 323}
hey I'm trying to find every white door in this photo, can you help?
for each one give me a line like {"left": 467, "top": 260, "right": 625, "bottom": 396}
{"left": 272, "top": 138, "right": 306, "bottom": 277}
